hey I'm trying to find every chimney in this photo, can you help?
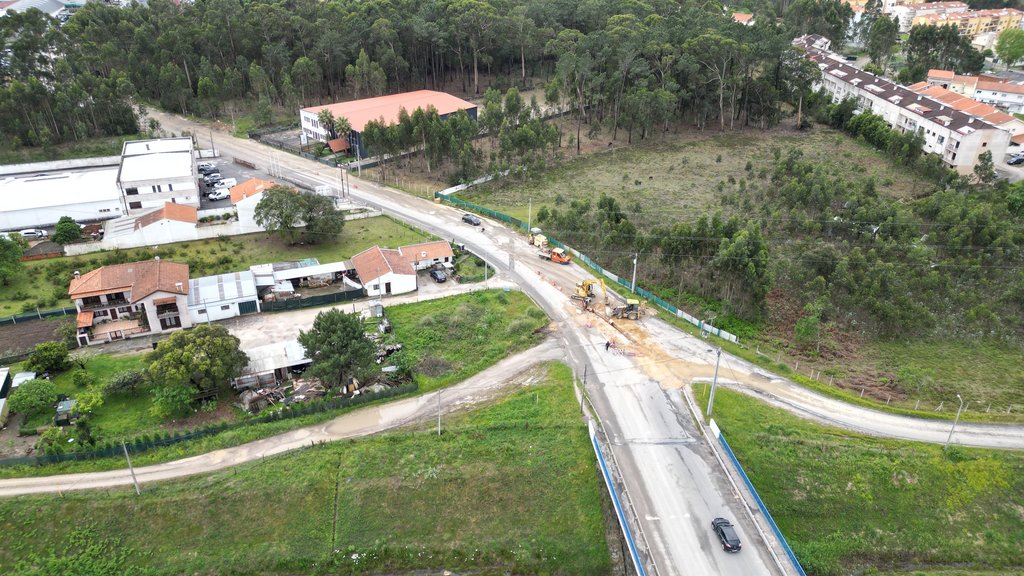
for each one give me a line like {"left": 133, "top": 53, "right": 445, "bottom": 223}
{"left": 175, "top": 282, "right": 183, "bottom": 291}
{"left": 73, "top": 271, "right": 80, "bottom": 280}
{"left": 968, "top": 118, "right": 974, "bottom": 124}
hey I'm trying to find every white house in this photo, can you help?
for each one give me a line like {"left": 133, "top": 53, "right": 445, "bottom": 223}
{"left": 117, "top": 138, "right": 199, "bottom": 216}
{"left": 794, "top": 34, "right": 1011, "bottom": 173}
{"left": 400, "top": 240, "right": 455, "bottom": 271}
{"left": 230, "top": 178, "right": 277, "bottom": 232}
{"left": 188, "top": 270, "right": 261, "bottom": 324}
{"left": 0, "top": 158, "right": 123, "bottom": 231}
{"left": 351, "top": 245, "right": 417, "bottom": 296}
{"left": 68, "top": 258, "right": 192, "bottom": 346}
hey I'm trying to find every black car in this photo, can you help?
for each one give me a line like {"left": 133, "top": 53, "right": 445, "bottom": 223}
{"left": 462, "top": 213, "right": 482, "bottom": 226}
{"left": 711, "top": 518, "right": 741, "bottom": 552}
{"left": 429, "top": 269, "right": 447, "bottom": 283}
{"left": 198, "top": 164, "right": 218, "bottom": 175}
{"left": 1009, "top": 155, "right": 1024, "bottom": 166}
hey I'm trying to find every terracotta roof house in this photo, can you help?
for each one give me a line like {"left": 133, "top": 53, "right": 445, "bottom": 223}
{"left": 229, "top": 178, "right": 277, "bottom": 204}
{"left": 731, "top": 12, "right": 754, "bottom": 25}
{"left": 351, "top": 246, "right": 417, "bottom": 297}
{"left": 299, "top": 90, "right": 477, "bottom": 159}
{"left": 68, "top": 259, "right": 192, "bottom": 346}
{"left": 399, "top": 240, "right": 455, "bottom": 270}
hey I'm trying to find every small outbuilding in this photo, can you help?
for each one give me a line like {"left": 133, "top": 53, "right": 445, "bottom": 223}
{"left": 351, "top": 245, "right": 417, "bottom": 296}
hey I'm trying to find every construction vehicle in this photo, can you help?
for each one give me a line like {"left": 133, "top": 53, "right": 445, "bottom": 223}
{"left": 529, "top": 228, "right": 547, "bottom": 248}
{"left": 539, "top": 247, "right": 571, "bottom": 264}
{"left": 572, "top": 279, "right": 604, "bottom": 302}
{"left": 610, "top": 299, "right": 646, "bottom": 320}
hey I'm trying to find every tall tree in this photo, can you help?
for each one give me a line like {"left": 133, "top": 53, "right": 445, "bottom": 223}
{"left": 297, "top": 309, "right": 376, "bottom": 389}
{"left": 866, "top": 15, "right": 898, "bottom": 73}
{"left": 448, "top": 0, "right": 499, "bottom": 94}
{"left": 995, "top": 28, "right": 1024, "bottom": 70}
{"left": 0, "top": 236, "right": 25, "bottom": 286}
{"left": 291, "top": 56, "right": 323, "bottom": 103}
{"left": 146, "top": 324, "right": 248, "bottom": 417}
{"left": 345, "top": 49, "right": 387, "bottom": 99}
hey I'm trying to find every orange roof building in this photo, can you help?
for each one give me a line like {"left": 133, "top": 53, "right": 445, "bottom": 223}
{"left": 133, "top": 202, "right": 197, "bottom": 231}
{"left": 299, "top": 90, "right": 477, "bottom": 159}
{"left": 731, "top": 12, "right": 754, "bottom": 25}
{"left": 230, "top": 178, "right": 277, "bottom": 204}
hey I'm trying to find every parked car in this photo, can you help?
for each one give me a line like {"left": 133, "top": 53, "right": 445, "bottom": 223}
{"left": 208, "top": 188, "right": 230, "bottom": 201}
{"left": 19, "top": 228, "right": 48, "bottom": 239}
{"left": 202, "top": 173, "right": 222, "bottom": 185}
{"left": 430, "top": 269, "right": 447, "bottom": 283}
{"left": 711, "top": 518, "right": 742, "bottom": 552}
{"left": 1009, "top": 155, "right": 1024, "bottom": 166}
{"left": 198, "top": 164, "right": 218, "bottom": 175}
{"left": 462, "top": 213, "right": 481, "bottom": 226}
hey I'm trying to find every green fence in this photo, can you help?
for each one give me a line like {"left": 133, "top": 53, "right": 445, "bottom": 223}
{"left": 0, "top": 306, "right": 78, "bottom": 327}
{"left": 0, "top": 382, "right": 418, "bottom": 468}
{"left": 435, "top": 193, "right": 739, "bottom": 343}
{"left": 262, "top": 289, "right": 364, "bottom": 312}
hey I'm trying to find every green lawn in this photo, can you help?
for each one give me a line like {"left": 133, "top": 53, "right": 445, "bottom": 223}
{"left": 387, "top": 290, "right": 550, "bottom": 393}
{"left": 0, "top": 363, "right": 610, "bottom": 576}
{"left": 700, "top": 387, "right": 1024, "bottom": 576}
{"left": 0, "top": 134, "right": 144, "bottom": 165}
{"left": 0, "top": 216, "right": 432, "bottom": 316}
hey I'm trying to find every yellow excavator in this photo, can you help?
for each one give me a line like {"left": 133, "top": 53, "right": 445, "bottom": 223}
{"left": 610, "top": 299, "right": 646, "bottom": 320}
{"left": 572, "top": 279, "right": 604, "bottom": 303}
{"left": 571, "top": 278, "right": 645, "bottom": 321}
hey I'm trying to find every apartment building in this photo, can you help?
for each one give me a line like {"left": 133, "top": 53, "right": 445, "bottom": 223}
{"left": 910, "top": 7, "right": 1023, "bottom": 37}
{"left": 927, "top": 69, "right": 1024, "bottom": 113}
{"left": 794, "top": 34, "right": 1011, "bottom": 173}
{"left": 891, "top": 1, "right": 969, "bottom": 32}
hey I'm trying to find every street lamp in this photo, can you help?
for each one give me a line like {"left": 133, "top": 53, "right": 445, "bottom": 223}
{"left": 630, "top": 253, "right": 638, "bottom": 293}
{"left": 705, "top": 348, "right": 722, "bottom": 419}
{"left": 945, "top": 393, "right": 964, "bottom": 448}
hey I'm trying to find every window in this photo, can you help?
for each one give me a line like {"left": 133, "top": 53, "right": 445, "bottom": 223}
{"left": 99, "top": 208, "right": 111, "bottom": 213}
{"left": 372, "top": 283, "right": 379, "bottom": 290}
{"left": 198, "top": 308, "right": 206, "bottom": 315}
{"left": 129, "top": 201, "right": 142, "bottom": 209}
{"left": 168, "top": 183, "right": 173, "bottom": 191}
{"left": 125, "top": 187, "right": 138, "bottom": 196}
{"left": 152, "top": 185, "right": 161, "bottom": 193}
{"left": 221, "top": 305, "right": 230, "bottom": 311}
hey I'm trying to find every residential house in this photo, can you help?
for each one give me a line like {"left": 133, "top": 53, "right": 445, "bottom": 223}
{"left": 908, "top": 80, "right": 1024, "bottom": 148}
{"left": 927, "top": 69, "right": 1024, "bottom": 114}
{"left": 69, "top": 258, "right": 191, "bottom": 346}
{"left": 351, "top": 245, "right": 417, "bottom": 296}
{"left": 401, "top": 240, "right": 455, "bottom": 270}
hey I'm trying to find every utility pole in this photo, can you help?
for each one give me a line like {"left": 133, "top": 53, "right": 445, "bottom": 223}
{"left": 630, "top": 253, "right": 638, "bottom": 293}
{"left": 527, "top": 198, "right": 532, "bottom": 232}
{"left": 209, "top": 128, "right": 216, "bottom": 157}
{"left": 706, "top": 348, "right": 722, "bottom": 418}
{"left": 122, "top": 441, "right": 141, "bottom": 495}
{"left": 437, "top": 390, "right": 442, "bottom": 436}
{"left": 945, "top": 393, "right": 964, "bottom": 448}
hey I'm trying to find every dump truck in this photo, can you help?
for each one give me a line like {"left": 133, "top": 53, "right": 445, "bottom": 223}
{"left": 539, "top": 247, "right": 571, "bottom": 264}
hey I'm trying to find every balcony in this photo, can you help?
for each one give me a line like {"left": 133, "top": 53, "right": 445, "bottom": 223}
{"left": 79, "top": 295, "right": 130, "bottom": 311}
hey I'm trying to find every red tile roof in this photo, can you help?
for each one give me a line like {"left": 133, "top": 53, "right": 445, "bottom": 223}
{"left": 399, "top": 240, "right": 454, "bottom": 263}
{"left": 68, "top": 259, "right": 189, "bottom": 302}
{"left": 732, "top": 12, "right": 753, "bottom": 23}
{"left": 351, "top": 245, "right": 415, "bottom": 283}
{"left": 134, "top": 202, "right": 198, "bottom": 230}
{"left": 230, "top": 178, "right": 277, "bottom": 204}
{"left": 76, "top": 311, "right": 93, "bottom": 329}
{"left": 327, "top": 137, "right": 350, "bottom": 153}
{"left": 303, "top": 90, "right": 477, "bottom": 133}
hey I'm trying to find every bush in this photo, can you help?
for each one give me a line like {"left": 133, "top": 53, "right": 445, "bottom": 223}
{"left": 105, "top": 369, "right": 145, "bottom": 396}
{"left": 71, "top": 369, "right": 94, "bottom": 388}
{"left": 9, "top": 379, "right": 58, "bottom": 416}
{"left": 28, "top": 341, "right": 71, "bottom": 373}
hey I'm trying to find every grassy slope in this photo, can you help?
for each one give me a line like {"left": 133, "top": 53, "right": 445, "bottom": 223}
{"left": 702, "top": 387, "right": 1024, "bottom": 576}
{"left": 0, "top": 363, "right": 610, "bottom": 576}
{"left": 0, "top": 135, "right": 144, "bottom": 165}
{"left": 460, "top": 127, "right": 927, "bottom": 224}
{"left": 0, "top": 216, "right": 431, "bottom": 316}
{"left": 387, "top": 289, "right": 550, "bottom": 393}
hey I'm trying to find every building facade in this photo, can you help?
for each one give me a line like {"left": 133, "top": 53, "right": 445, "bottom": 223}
{"left": 117, "top": 138, "right": 199, "bottom": 216}
{"left": 68, "top": 259, "right": 192, "bottom": 346}
{"left": 927, "top": 69, "right": 1024, "bottom": 113}
{"left": 0, "top": 158, "right": 122, "bottom": 231}
{"left": 794, "top": 34, "right": 1011, "bottom": 173}
{"left": 299, "top": 90, "right": 478, "bottom": 159}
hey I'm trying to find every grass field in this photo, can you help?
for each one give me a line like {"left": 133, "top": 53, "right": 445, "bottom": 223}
{"left": 0, "top": 135, "right": 144, "bottom": 165}
{"left": 0, "top": 362, "right": 610, "bottom": 575}
{"left": 700, "top": 387, "right": 1024, "bottom": 576}
{"left": 460, "top": 127, "right": 929, "bottom": 225}
{"left": 0, "top": 216, "right": 431, "bottom": 317}
{"left": 387, "top": 290, "right": 550, "bottom": 393}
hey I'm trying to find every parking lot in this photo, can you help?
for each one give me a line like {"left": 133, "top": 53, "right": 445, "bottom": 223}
{"left": 197, "top": 158, "right": 273, "bottom": 210}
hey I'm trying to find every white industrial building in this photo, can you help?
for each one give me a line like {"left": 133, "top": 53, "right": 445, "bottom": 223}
{"left": 117, "top": 138, "right": 199, "bottom": 216}
{"left": 187, "top": 270, "right": 261, "bottom": 324}
{"left": 794, "top": 35, "right": 1010, "bottom": 174}
{"left": 0, "top": 158, "right": 123, "bottom": 231}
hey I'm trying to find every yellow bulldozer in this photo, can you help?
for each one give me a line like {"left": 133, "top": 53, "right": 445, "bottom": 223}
{"left": 610, "top": 299, "right": 646, "bottom": 320}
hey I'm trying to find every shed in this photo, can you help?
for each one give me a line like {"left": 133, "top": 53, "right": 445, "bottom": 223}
{"left": 55, "top": 399, "right": 77, "bottom": 426}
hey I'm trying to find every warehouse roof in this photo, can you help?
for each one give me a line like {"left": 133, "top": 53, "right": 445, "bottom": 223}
{"left": 119, "top": 138, "right": 194, "bottom": 182}
{"left": 0, "top": 166, "right": 121, "bottom": 212}
{"left": 187, "top": 271, "right": 258, "bottom": 307}
{"left": 303, "top": 90, "right": 476, "bottom": 133}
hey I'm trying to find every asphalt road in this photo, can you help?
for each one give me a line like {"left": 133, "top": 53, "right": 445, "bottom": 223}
{"left": 13, "top": 112, "right": 1017, "bottom": 576}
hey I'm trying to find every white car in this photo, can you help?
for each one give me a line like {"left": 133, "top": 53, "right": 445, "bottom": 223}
{"left": 208, "top": 188, "right": 230, "bottom": 201}
{"left": 20, "top": 228, "right": 48, "bottom": 239}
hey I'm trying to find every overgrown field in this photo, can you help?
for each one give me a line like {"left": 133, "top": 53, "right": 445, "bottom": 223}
{"left": 0, "top": 134, "right": 144, "bottom": 165}
{"left": 460, "top": 127, "right": 927, "bottom": 223}
{"left": 388, "top": 289, "right": 550, "bottom": 392}
{"left": 704, "top": 387, "right": 1024, "bottom": 576}
{"left": 0, "top": 363, "right": 610, "bottom": 575}
{"left": 0, "top": 216, "right": 431, "bottom": 317}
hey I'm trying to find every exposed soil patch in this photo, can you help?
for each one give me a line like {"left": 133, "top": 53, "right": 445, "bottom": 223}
{"left": 0, "top": 316, "right": 72, "bottom": 359}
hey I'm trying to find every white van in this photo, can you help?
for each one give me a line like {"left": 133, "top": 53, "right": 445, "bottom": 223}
{"left": 20, "top": 229, "right": 48, "bottom": 239}
{"left": 216, "top": 178, "right": 237, "bottom": 188}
